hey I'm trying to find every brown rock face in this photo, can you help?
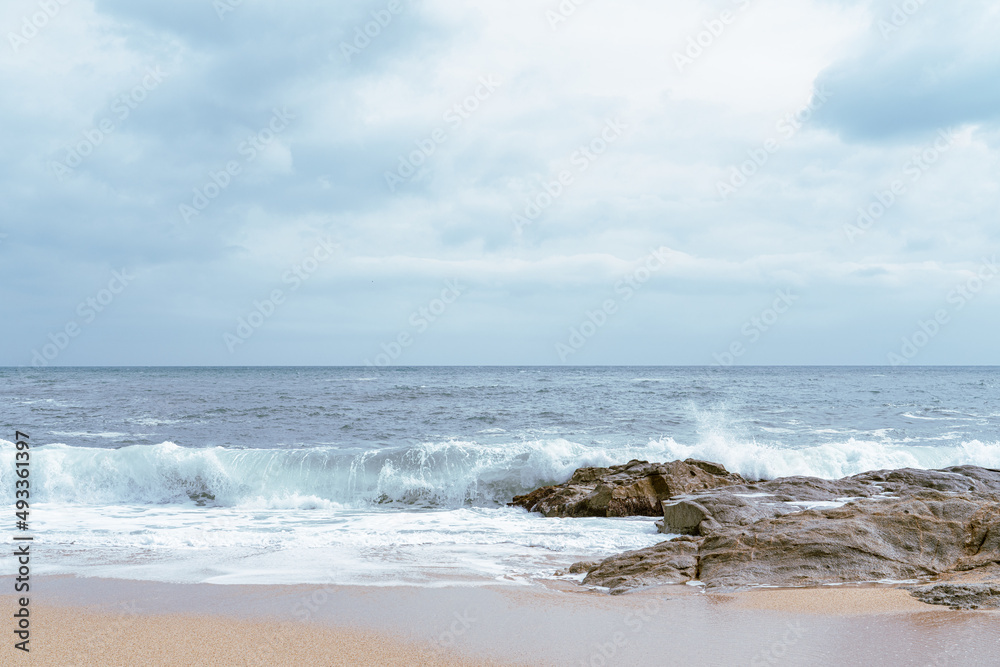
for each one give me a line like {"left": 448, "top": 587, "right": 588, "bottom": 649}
{"left": 579, "top": 537, "right": 700, "bottom": 593}
{"left": 906, "top": 583, "right": 1000, "bottom": 610}
{"left": 567, "top": 465, "right": 1000, "bottom": 596}
{"left": 509, "top": 459, "right": 744, "bottom": 517}
{"left": 697, "top": 492, "right": 999, "bottom": 589}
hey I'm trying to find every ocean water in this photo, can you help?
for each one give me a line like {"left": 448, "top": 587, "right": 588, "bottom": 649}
{"left": 2, "top": 366, "right": 998, "bottom": 586}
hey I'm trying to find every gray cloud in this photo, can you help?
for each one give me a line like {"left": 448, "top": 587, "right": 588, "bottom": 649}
{"left": 1, "top": 0, "right": 998, "bottom": 366}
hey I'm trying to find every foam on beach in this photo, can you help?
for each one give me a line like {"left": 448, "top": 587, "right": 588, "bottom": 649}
{"left": 3, "top": 436, "right": 999, "bottom": 508}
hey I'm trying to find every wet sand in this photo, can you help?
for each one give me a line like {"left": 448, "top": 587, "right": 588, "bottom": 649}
{"left": 11, "top": 605, "right": 503, "bottom": 667}
{"left": 4, "top": 576, "right": 998, "bottom": 666}
{"left": 730, "top": 585, "right": 934, "bottom": 614}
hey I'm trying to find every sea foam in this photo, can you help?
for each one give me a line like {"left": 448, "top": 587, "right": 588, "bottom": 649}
{"left": 3, "top": 436, "right": 1000, "bottom": 509}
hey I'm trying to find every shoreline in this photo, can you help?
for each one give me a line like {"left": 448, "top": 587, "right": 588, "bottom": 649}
{"left": 6, "top": 576, "right": 999, "bottom": 666}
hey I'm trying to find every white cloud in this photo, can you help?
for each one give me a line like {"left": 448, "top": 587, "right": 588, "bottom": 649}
{"left": 1, "top": 0, "right": 998, "bottom": 365}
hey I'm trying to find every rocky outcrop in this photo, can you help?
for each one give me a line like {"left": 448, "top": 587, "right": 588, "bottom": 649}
{"left": 696, "top": 492, "right": 1000, "bottom": 589}
{"left": 559, "top": 464, "right": 1000, "bottom": 596}
{"left": 906, "top": 583, "right": 1000, "bottom": 610}
{"left": 509, "top": 459, "right": 744, "bottom": 517}
{"left": 656, "top": 465, "right": 1000, "bottom": 536}
{"left": 577, "top": 536, "right": 700, "bottom": 593}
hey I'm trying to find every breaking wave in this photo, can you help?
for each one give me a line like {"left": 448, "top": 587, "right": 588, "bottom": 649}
{"left": 4, "top": 435, "right": 999, "bottom": 509}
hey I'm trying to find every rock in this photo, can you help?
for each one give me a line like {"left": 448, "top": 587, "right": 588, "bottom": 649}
{"left": 852, "top": 466, "right": 1000, "bottom": 495}
{"left": 907, "top": 583, "right": 1000, "bottom": 610}
{"left": 656, "top": 465, "right": 1000, "bottom": 538}
{"left": 568, "top": 561, "right": 597, "bottom": 574}
{"left": 579, "top": 536, "right": 701, "bottom": 593}
{"left": 683, "top": 460, "right": 731, "bottom": 477}
{"left": 698, "top": 492, "right": 999, "bottom": 589}
{"left": 705, "top": 475, "right": 881, "bottom": 503}
{"left": 661, "top": 494, "right": 785, "bottom": 535}
{"left": 510, "top": 459, "right": 744, "bottom": 517}
{"left": 545, "top": 464, "right": 1000, "bottom": 595}
{"left": 660, "top": 500, "right": 710, "bottom": 535}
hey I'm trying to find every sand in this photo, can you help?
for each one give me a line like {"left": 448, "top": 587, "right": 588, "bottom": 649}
{"left": 729, "top": 585, "right": 935, "bottom": 615}
{"left": 4, "top": 577, "right": 999, "bottom": 666}
{"left": 12, "top": 605, "right": 504, "bottom": 667}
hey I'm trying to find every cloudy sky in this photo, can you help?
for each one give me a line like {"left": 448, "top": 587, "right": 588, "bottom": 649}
{"left": 2, "top": 0, "right": 998, "bottom": 366}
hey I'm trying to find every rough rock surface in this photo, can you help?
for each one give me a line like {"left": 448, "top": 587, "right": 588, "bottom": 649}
{"left": 509, "top": 459, "right": 744, "bottom": 517}
{"left": 696, "top": 492, "right": 1000, "bottom": 589}
{"left": 578, "top": 537, "right": 700, "bottom": 594}
{"left": 906, "top": 583, "right": 1000, "bottom": 610}
{"left": 553, "top": 464, "right": 1000, "bottom": 597}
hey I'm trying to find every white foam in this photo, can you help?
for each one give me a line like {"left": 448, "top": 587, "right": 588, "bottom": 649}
{"left": 3, "top": 435, "right": 1000, "bottom": 509}
{"left": 647, "top": 436, "right": 1000, "bottom": 480}
{"left": 9, "top": 431, "right": 1000, "bottom": 587}
{"left": 126, "top": 417, "right": 182, "bottom": 426}
{"left": 0, "top": 438, "right": 677, "bottom": 508}
{"left": 29, "top": 504, "right": 666, "bottom": 586}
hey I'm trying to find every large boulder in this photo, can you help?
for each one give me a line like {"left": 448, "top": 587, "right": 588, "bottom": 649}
{"left": 569, "top": 465, "right": 1000, "bottom": 597}
{"left": 660, "top": 494, "right": 782, "bottom": 535}
{"left": 510, "top": 459, "right": 744, "bottom": 517}
{"left": 580, "top": 537, "right": 701, "bottom": 594}
{"left": 698, "top": 492, "right": 1000, "bottom": 589}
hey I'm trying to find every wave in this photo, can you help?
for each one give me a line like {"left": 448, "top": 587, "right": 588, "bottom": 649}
{"left": 4, "top": 435, "right": 1000, "bottom": 509}
{"left": 0, "top": 439, "right": 672, "bottom": 509}
{"left": 648, "top": 436, "right": 1000, "bottom": 480}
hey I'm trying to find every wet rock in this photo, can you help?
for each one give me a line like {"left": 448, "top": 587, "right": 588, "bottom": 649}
{"left": 660, "top": 494, "right": 786, "bottom": 535}
{"left": 698, "top": 492, "right": 999, "bottom": 589}
{"left": 552, "top": 464, "right": 1000, "bottom": 595}
{"left": 510, "top": 459, "right": 744, "bottom": 518}
{"left": 660, "top": 499, "right": 710, "bottom": 535}
{"left": 578, "top": 537, "right": 701, "bottom": 593}
{"left": 852, "top": 466, "right": 1000, "bottom": 495}
{"left": 906, "top": 583, "right": 1000, "bottom": 610}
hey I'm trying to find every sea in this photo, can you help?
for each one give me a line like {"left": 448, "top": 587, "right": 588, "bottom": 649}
{"left": 2, "top": 366, "right": 998, "bottom": 587}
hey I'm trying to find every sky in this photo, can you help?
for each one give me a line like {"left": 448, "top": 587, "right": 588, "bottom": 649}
{"left": 1, "top": 0, "right": 998, "bottom": 366}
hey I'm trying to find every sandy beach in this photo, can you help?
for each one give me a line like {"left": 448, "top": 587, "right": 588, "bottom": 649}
{"left": 5, "top": 575, "right": 999, "bottom": 666}
{"left": 11, "top": 605, "right": 501, "bottom": 667}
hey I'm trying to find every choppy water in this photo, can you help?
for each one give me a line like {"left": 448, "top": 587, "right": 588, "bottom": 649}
{"left": 2, "top": 366, "right": 998, "bottom": 585}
